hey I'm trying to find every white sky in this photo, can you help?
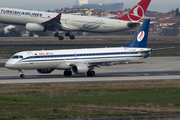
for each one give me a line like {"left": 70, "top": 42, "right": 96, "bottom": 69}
{"left": 0, "top": 0, "right": 179, "bottom": 12}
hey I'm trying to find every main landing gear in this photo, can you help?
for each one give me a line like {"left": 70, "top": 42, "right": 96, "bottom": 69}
{"left": 54, "top": 32, "right": 75, "bottom": 41}
{"left": 87, "top": 70, "right": 95, "bottom": 77}
{"left": 19, "top": 70, "right": 25, "bottom": 78}
{"left": 65, "top": 32, "right": 75, "bottom": 40}
{"left": 64, "top": 70, "right": 72, "bottom": 76}
{"left": 64, "top": 70, "right": 95, "bottom": 77}
{"left": 54, "top": 32, "right": 64, "bottom": 40}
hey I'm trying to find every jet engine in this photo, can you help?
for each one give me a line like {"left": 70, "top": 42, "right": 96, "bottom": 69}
{"left": 26, "top": 23, "right": 46, "bottom": 32}
{"left": 37, "top": 69, "right": 54, "bottom": 74}
{"left": 72, "top": 64, "right": 89, "bottom": 74}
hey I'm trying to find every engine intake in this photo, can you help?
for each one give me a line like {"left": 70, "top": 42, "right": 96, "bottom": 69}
{"left": 37, "top": 69, "right": 54, "bottom": 74}
{"left": 72, "top": 64, "right": 89, "bottom": 74}
{"left": 26, "top": 23, "right": 46, "bottom": 32}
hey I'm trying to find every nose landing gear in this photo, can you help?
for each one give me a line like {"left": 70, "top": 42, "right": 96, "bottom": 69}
{"left": 19, "top": 70, "right": 25, "bottom": 78}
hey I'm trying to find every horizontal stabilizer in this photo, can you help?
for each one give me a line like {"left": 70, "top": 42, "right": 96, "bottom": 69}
{"left": 152, "top": 47, "right": 175, "bottom": 51}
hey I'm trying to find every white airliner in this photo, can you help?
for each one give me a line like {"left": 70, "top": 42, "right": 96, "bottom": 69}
{"left": 6, "top": 19, "right": 167, "bottom": 78}
{"left": 0, "top": 0, "right": 151, "bottom": 40}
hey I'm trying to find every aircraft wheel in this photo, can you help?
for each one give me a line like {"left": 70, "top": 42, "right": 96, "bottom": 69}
{"left": 20, "top": 74, "right": 25, "bottom": 78}
{"left": 54, "top": 33, "right": 59, "bottom": 37}
{"left": 87, "top": 70, "right": 95, "bottom": 77}
{"left": 64, "top": 70, "right": 72, "bottom": 76}
{"left": 58, "top": 36, "right": 64, "bottom": 40}
{"left": 65, "top": 33, "right": 70, "bottom": 36}
{"left": 70, "top": 35, "right": 75, "bottom": 40}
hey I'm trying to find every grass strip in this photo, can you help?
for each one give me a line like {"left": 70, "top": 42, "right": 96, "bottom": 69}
{"left": 0, "top": 80, "right": 180, "bottom": 119}
{"left": 0, "top": 63, "right": 5, "bottom": 67}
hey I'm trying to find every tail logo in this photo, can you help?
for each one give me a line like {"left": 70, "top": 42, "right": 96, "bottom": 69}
{"left": 137, "top": 31, "right": 145, "bottom": 42}
{"left": 127, "top": 5, "right": 144, "bottom": 22}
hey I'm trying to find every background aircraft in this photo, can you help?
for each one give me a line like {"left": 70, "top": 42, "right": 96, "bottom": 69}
{"left": 6, "top": 19, "right": 161, "bottom": 78}
{"left": 0, "top": 0, "right": 151, "bottom": 40}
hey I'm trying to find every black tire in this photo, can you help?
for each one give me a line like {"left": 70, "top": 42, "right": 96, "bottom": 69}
{"left": 20, "top": 74, "right": 25, "bottom": 78}
{"left": 58, "top": 36, "right": 64, "bottom": 40}
{"left": 54, "top": 33, "right": 59, "bottom": 37}
{"left": 64, "top": 70, "right": 68, "bottom": 76}
{"left": 87, "top": 71, "right": 95, "bottom": 77}
{"left": 65, "top": 33, "right": 70, "bottom": 36}
{"left": 64, "top": 70, "right": 72, "bottom": 76}
{"left": 70, "top": 35, "right": 75, "bottom": 40}
{"left": 67, "top": 71, "right": 72, "bottom": 76}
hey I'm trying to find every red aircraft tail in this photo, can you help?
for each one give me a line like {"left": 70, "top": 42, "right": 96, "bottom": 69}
{"left": 115, "top": 11, "right": 122, "bottom": 16}
{"left": 117, "top": 0, "right": 151, "bottom": 22}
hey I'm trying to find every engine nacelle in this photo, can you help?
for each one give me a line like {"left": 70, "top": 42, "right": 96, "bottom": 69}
{"left": 72, "top": 64, "right": 89, "bottom": 74}
{"left": 26, "top": 23, "right": 46, "bottom": 32}
{"left": 37, "top": 69, "right": 54, "bottom": 74}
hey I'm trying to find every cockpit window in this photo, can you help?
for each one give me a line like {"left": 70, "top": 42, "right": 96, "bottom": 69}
{"left": 19, "top": 56, "right": 23, "bottom": 59}
{"left": 12, "top": 55, "right": 23, "bottom": 59}
{"left": 12, "top": 56, "right": 19, "bottom": 59}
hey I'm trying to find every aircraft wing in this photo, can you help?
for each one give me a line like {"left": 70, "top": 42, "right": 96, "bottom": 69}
{"left": 41, "top": 13, "right": 62, "bottom": 28}
{"left": 88, "top": 58, "right": 140, "bottom": 65}
{"left": 70, "top": 57, "right": 140, "bottom": 67}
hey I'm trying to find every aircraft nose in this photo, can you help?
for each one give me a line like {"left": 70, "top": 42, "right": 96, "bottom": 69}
{"left": 5, "top": 62, "right": 14, "bottom": 69}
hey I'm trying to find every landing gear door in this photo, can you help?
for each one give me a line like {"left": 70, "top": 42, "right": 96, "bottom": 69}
{"left": 27, "top": 52, "right": 34, "bottom": 64}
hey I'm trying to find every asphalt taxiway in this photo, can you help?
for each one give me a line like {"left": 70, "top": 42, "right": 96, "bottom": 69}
{"left": 0, "top": 57, "right": 180, "bottom": 84}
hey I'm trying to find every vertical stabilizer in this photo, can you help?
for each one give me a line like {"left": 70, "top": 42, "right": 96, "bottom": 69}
{"left": 116, "top": 0, "right": 151, "bottom": 22}
{"left": 125, "top": 19, "right": 150, "bottom": 48}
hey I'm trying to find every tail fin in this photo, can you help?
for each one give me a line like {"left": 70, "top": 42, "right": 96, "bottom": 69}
{"left": 117, "top": 0, "right": 151, "bottom": 22}
{"left": 125, "top": 19, "right": 150, "bottom": 48}
{"left": 115, "top": 11, "right": 122, "bottom": 16}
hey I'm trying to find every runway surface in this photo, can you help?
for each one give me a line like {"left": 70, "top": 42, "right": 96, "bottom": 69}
{"left": 0, "top": 36, "right": 180, "bottom": 40}
{"left": 1, "top": 57, "right": 180, "bottom": 84}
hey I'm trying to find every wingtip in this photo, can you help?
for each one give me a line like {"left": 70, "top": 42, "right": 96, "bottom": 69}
{"left": 56, "top": 13, "right": 61, "bottom": 18}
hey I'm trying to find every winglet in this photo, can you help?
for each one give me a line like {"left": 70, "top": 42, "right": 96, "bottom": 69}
{"left": 125, "top": 19, "right": 150, "bottom": 48}
{"left": 56, "top": 13, "right": 61, "bottom": 18}
{"left": 116, "top": 0, "right": 151, "bottom": 22}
